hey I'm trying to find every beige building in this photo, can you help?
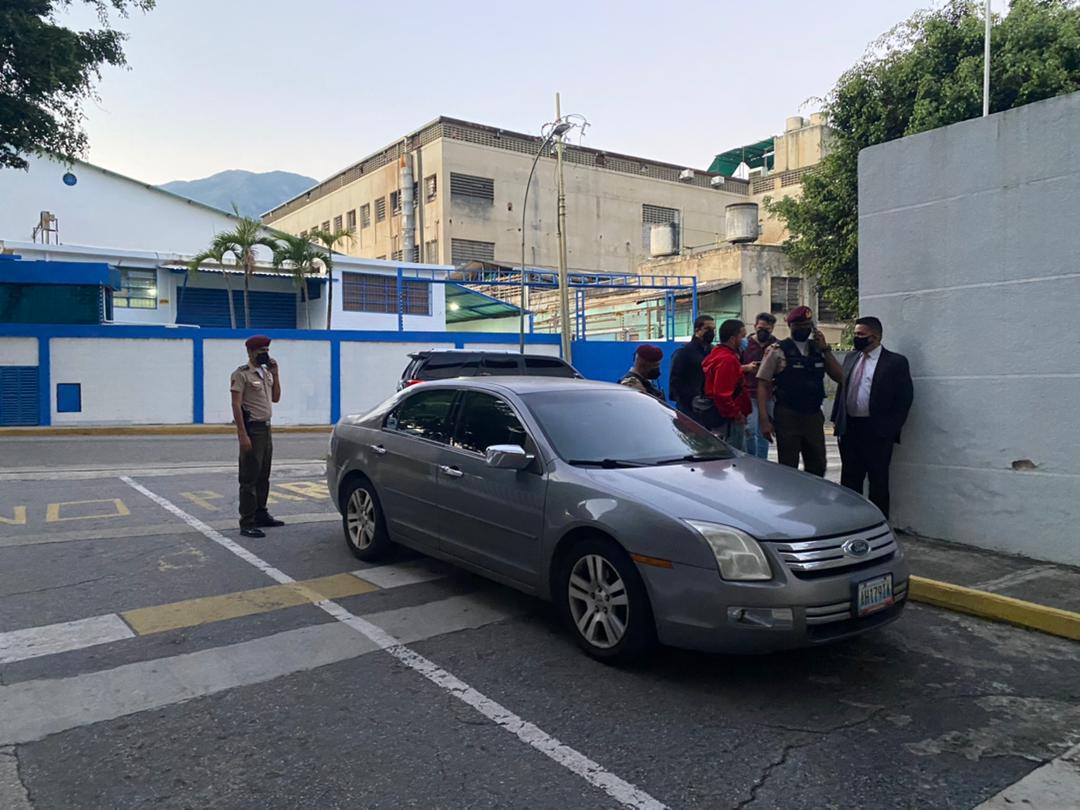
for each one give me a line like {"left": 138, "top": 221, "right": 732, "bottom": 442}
{"left": 264, "top": 117, "right": 758, "bottom": 273}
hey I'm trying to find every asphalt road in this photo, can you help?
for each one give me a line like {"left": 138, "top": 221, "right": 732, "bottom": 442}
{"left": 1, "top": 436, "right": 1078, "bottom": 809}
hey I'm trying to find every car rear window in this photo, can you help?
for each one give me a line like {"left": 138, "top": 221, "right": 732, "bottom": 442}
{"left": 523, "top": 356, "right": 577, "bottom": 377}
{"left": 480, "top": 355, "right": 522, "bottom": 375}
{"left": 417, "top": 354, "right": 480, "bottom": 380}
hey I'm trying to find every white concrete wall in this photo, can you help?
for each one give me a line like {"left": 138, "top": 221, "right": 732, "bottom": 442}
{"left": 0, "top": 338, "right": 38, "bottom": 366}
{"left": 339, "top": 341, "right": 455, "bottom": 417}
{"left": 0, "top": 155, "right": 240, "bottom": 254}
{"left": 49, "top": 338, "right": 193, "bottom": 425}
{"left": 858, "top": 91, "right": 1080, "bottom": 565}
{"left": 202, "top": 339, "right": 331, "bottom": 426}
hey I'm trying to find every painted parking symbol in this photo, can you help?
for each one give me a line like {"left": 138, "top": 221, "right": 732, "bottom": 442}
{"left": 276, "top": 481, "right": 329, "bottom": 499}
{"left": 180, "top": 491, "right": 224, "bottom": 511}
{"left": 0, "top": 506, "right": 28, "bottom": 526}
{"left": 45, "top": 499, "right": 131, "bottom": 523}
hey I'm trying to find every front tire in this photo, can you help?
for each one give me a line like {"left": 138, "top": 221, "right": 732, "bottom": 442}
{"left": 557, "top": 536, "right": 656, "bottom": 663}
{"left": 341, "top": 478, "right": 394, "bottom": 561}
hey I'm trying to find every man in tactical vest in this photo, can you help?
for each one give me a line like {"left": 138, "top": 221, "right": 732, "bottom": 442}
{"left": 619, "top": 344, "right": 666, "bottom": 401}
{"left": 755, "top": 306, "right": 843, "bottom": 476}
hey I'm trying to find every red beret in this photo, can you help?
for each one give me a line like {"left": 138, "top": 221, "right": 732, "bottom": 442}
{"left": 245, "top": 335, "right": 271, "bottom": 350}
{"left": 786, "top": 306, "right": 813, "bottom": 324}
{"left": 635, "top": 344, "right": 664, "bottom": 362}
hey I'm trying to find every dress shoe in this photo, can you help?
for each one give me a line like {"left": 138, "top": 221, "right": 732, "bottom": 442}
{"left": 240, "top": 527, "right": 266, "bottom": 538}
{"left": 255, "top": 513, "right": 285, "bottom": 528}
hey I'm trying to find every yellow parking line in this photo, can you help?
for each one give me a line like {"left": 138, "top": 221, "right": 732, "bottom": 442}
{"left": 910, "top": 575, "right": 1080, "bottom": 642}
{"left": 120, "top": 572, "right": 379, "bottom": 635}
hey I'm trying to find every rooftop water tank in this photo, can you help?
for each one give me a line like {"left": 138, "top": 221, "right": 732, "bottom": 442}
{"left": 786, "top": 116, "right": 806, "bottom": 132}
{"left": 649, "top": 224, "right": 677, "bottom": 257}
{"left": 725, "top": 203, "right": 759, "bottom": 244}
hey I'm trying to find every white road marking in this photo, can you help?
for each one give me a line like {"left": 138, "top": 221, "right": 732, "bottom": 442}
{"left": 353, "top": 559, "right": 448, "bottom": 589}
{"left": 121, "top": 476, "right": 667, "bottom": 810}
{"left": 0, "top": 614, "right": 135, "bottom": 665}
{"left": 973, "top": 565, "right": 1059, "bottom": 593}
{"left": 974, "top": 743, "right": 1080, "bottom": 809}
{"left": 0, "top": 748, "right": 31, "bottom": 810}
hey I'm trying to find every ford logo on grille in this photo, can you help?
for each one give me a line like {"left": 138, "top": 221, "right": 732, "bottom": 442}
{"left": 843, "top": 538, "right": 871, "bottom": 557}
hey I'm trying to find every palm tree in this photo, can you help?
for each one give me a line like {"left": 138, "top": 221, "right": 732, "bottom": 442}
{"left": 273, "top": 233, "right": 327, "bottom": 329}
{"left": 307, "top": 227, "right": 354, "bottom": 329}
{"left": 214, "top": 217, "right": 278, "bottom": 328}
{"left": 186, "top": 242, "right": 239, "bottom": 328}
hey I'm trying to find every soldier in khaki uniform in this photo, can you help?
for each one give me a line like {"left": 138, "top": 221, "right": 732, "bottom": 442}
{"left": 231, "top": 335, "right": 284, "bottom": 537}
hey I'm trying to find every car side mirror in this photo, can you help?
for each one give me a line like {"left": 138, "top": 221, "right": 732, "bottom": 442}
{"left": 485, "top": 444, "right": 533, "bottom": 470}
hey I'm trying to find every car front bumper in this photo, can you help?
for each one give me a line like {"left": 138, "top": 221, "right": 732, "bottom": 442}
{"left": 640, "top": 553, "right": 910, "bottom": 654}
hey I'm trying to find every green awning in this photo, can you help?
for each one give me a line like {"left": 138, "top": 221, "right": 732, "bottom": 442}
{"left": 709, "top": 138, "right": 775, "bottom": 177}
{"left": 445, "top": 283, "right": 526, "bottom": 323}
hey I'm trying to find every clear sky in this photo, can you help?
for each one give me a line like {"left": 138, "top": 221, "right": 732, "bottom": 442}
{"left": 62, "top": 0, "right": 945, "bottom": 185}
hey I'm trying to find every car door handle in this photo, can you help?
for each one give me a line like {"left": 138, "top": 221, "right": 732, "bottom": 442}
{"left": 371, "top": 444, "right": 387, "bottom": 456}
{"left": 439, "top": 465, "right": 464, "bottom": 479}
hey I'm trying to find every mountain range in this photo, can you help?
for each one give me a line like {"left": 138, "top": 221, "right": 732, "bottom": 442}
{"left": 159, "top": 169, "right": 317, "bottom": 219}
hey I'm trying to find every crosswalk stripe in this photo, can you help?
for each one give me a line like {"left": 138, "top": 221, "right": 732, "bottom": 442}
{"left": 0, "top": 561, "right": 447, "bottom": 665}
{"left": 0, "top": 592, "right": 521, "bottom": 746}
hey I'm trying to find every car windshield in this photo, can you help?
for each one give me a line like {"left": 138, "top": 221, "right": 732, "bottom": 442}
{"left": 523, "top": 389, "right": 734, "bottom": 466}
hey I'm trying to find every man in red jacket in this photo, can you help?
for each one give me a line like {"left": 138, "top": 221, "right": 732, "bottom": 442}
{"left": 703, "top": 319, "right": 752, "bottom": 450}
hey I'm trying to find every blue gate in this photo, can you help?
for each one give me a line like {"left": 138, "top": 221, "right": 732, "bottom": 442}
{"left": 0, "top": 366, "right": 40, "bottom": 426}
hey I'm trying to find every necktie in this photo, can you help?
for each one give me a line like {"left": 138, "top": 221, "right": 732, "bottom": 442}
{"left": 847, "top": 354, "right": 867, "bottom": 414}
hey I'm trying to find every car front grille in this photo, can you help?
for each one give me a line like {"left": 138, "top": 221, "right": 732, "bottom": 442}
{"left": 766, "top": 524, "right": 897, "bottom": 579}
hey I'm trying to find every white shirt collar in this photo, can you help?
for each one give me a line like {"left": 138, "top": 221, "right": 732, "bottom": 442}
{"left": 863, "top": 345, "right": 883, "bottom": 361}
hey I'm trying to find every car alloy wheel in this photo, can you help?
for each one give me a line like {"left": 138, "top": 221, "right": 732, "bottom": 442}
{"left": 567, "top": 553, "right": 631, "bottom": 649}
{"left": 346, "top": 488, "right": 376, "bottom": 551}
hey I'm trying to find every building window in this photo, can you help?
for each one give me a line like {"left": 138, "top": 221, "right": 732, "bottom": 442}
{"left": 333, "top": 215, "right": 343, "bottom": 232}
{"left": 114, "top": 268, "right": 157, "bottom": 309}
{"left": 341, "top": 271, "right": 431, "bottom": 315}
{"left": 425, "top": 174, "right": 437, "bottom": 201}
{"left": 390, "top": 190, "right": 401, "bottom": 216}
{"left": 346, "top": 209, "right": 357, "bottom": 230}
{"left": 450, "top": 238, "right": 496, "bottom": 265}
{"left": 642, "top": 204, "right": 680, "bottom": 250}
{"left": 391, "top": 249, "right": 403, "bottom": 261}
{"left": 299, "top": 230, "right": 308, "bottom": 239}
{"left": 424, "top": 238, "right": 438, "bottom": 262}
{"left": 770, "top": 277, "right": 802, "bottom": 314}
{"left": 360, "top": 204, "right": 371, "bottom": 228}
{"left": 375, "top": 197, "right": 386, "bottom": 222}
{"left": 321, "top": 220, "right": 330, "bottom": 232}
{"left": 817, "top": 288, "right": 839, "bottom": 323}
{"left": 450, "top": 173, "right": 494, "bottom": 203}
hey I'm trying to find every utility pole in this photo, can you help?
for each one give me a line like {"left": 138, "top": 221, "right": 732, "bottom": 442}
{"left": 555, "top": 92, "right": 573, "bottom": 364}
{"left": 983, "top": 0, "right": 992, "bottom": 117}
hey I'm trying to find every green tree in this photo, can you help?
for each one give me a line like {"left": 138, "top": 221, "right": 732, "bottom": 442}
{"left": 212, "top": 218, "right": 278, "bottom": 329}
{"left": 1, "top": 1, "right": 155, "bottom": 170}
{"left": 187, "top": 242, "right": 238, "bottom": 329}
{"left": 307, "top": 227, "right": 353, "bottom": 329}
{"left": 767, "top": 0, "right": 1080, "bottom": 321}
{"left": 273, "top": 233, "right": 328, "bottom": 329}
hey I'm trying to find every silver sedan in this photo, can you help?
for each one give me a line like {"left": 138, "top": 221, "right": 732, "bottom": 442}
{"left": 327, "top": 377, "right": 908, "bottom": 662}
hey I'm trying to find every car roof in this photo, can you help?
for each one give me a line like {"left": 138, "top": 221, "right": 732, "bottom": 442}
{"left": 412, "top": 376, "right": 625, "bottom": 395}
{"left": 410, "top": 350, "right": 563, "bottom": 358}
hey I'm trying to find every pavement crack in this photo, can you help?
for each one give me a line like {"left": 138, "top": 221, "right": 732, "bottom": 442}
{"left": 0, "top": 574, "right": 112, "bottom": 599}
{"left": 734, "top": 740, "right": 803, "bottom": 810}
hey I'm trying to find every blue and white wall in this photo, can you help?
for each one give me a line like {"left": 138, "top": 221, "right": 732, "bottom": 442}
{"left": 0, "top": 325, "right": 562, "bottom": 427}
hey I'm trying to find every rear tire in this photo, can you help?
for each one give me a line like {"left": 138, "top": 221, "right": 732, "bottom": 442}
{"left": 556, "top": 536, "right": 656, "bottom": 663}
{"left": 341, "top": 478, "right": 394, "bottom": 561}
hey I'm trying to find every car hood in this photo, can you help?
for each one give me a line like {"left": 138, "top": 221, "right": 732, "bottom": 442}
{"left": 580, "top": 456, "right": 883, "bottom": 540}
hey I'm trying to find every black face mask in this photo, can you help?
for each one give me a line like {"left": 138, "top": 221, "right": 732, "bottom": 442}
{"left": 791, "top": 327, "right": 812, "bottom": 342}
{"left": 756, "top": 328, "right": 772, "bottom": 343}
{"left": 701, "top": 329, "right": 715, "bottom": 345}
{"left": 852, "top": 336, "right": 873, "bottom": 352}
{"left": 644, "top": 367, "right": 661, "bottom": 380}
{"left": 255, "top": 352, "right": 270, "bottom": 366}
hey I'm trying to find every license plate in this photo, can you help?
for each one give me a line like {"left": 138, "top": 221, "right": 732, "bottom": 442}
{"left": 856, "top": 574, "right": 894, "bottom": 617}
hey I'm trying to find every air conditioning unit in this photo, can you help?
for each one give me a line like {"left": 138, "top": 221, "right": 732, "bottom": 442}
{"left": 679, "top": 169, "right": 695, "bottom": 182}
{"left": 710, "top": 175, "right": 726, "bottom": 187}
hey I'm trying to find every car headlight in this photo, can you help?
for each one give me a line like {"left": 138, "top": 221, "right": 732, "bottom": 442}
{"left": 684, "top": 521, "right": 772, "bottom": 581}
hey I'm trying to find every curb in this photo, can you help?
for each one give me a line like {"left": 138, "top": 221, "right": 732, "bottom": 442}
{"left": 0, "top": 425, "right": 332, "bottom": 437}
{"left": 909, "top": 575, "right": 1080, "bottom": 642}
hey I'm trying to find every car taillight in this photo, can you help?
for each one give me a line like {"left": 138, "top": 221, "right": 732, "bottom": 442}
{"left": 405, "top": 379, "right": 424, "bottom": 387}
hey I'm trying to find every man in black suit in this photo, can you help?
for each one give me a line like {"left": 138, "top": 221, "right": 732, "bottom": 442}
{"left": 831, "top": 317, "right": 914, "bottom": 519}
{"left": 668, "top": 315, "right": 715, "bottom": 415}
